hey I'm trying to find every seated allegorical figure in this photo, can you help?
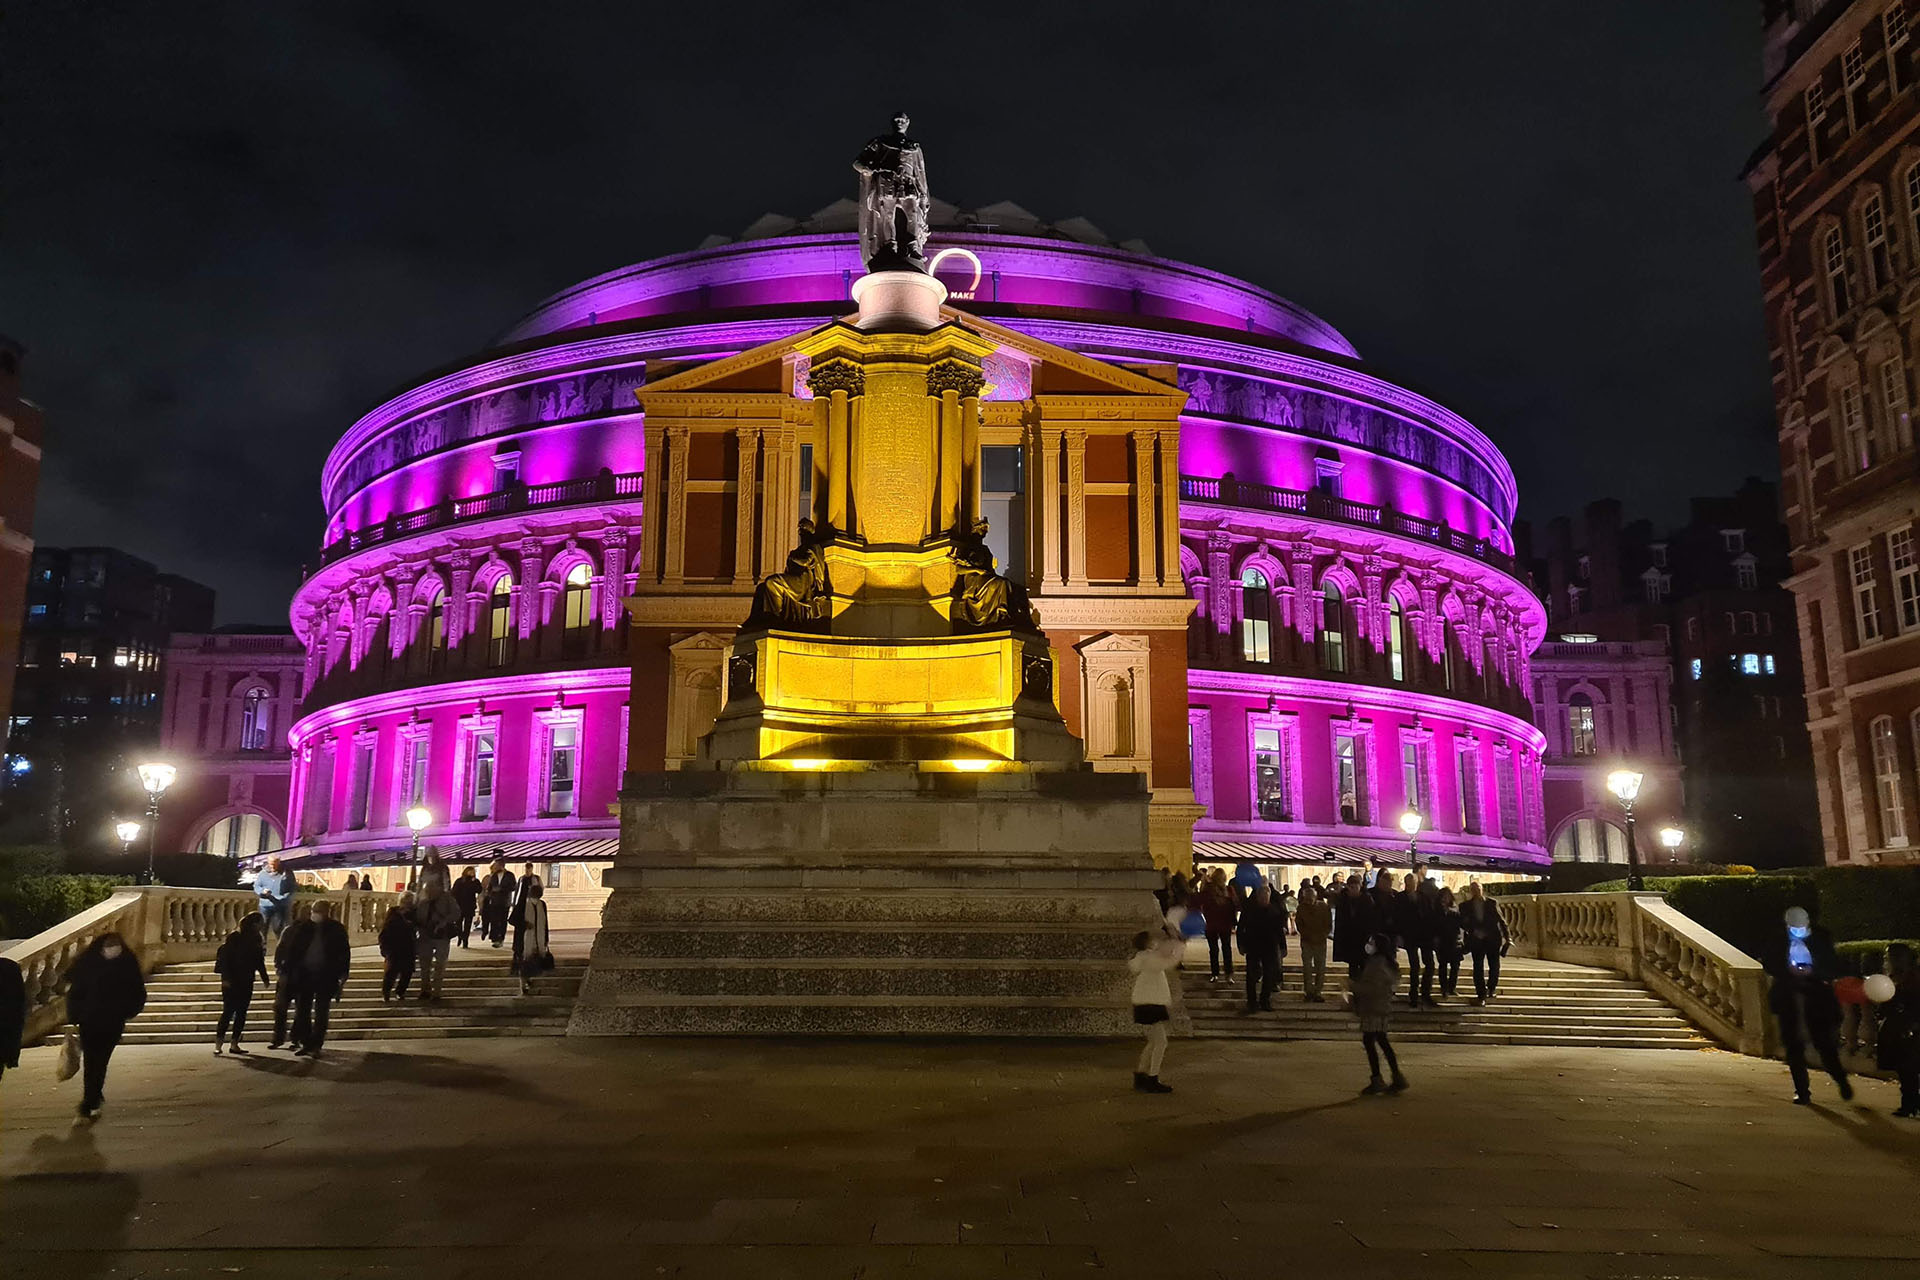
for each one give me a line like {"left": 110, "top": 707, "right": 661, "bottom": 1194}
{"left": 746, "top": 519, "right": 832, "bottom": 631}
{"left": 951, "top": 519, "right": 1037, "bottom": 634}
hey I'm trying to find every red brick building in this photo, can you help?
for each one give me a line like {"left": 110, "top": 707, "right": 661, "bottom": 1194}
{"left": 0, "top": 337, "right": 43, "bottom": 752}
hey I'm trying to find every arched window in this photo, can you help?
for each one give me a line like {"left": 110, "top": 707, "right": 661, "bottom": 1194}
{"left": 195, "top": 813, "right": 285, "bottom": 858}
{"left": 1240, "top": 568, "right": 1271, "bottom": 663}
{"left": 239, "top": 688, "right": 271, "bottom": 752}
{"left": 488, "top": 574, "right": 515, "bottom": 667}
{"left": 1552, "top": 816, "right": 1627, "bottom": 864}
{"left": 412, "top": 581, "right": 447, "bottom": 672}
{"left": 563, "top": 563, "right": 593, "bottom": 630}
{"left": 1319, "top": 581, "right": 1347, "bottom": 673}
{"left": 1825, "top": 223, "right": 1853, "bottom": 316}
{"left": 1386, "top": 596, "right": 1407, "bottom": 683}
{"left": 1441, "top": 620, "right": 1458, "bottom": 691}
{"left": 1568, "top": 693, "right": 1597, "bottom": 757}
{"left": 1871, "top": 715, "right": 1909, "bottom": 846}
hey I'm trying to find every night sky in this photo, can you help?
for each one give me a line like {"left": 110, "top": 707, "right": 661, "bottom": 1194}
{"left": 6, "top": 3, "right": 1771, "bottom": 624}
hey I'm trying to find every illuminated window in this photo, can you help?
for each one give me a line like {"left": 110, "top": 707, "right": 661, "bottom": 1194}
{"left": 1401, "top": 738, "right": 1424, "bottom": 812}
{"left": 1387, "top": 596, "right": 1407, "bottom": 682}
{"left": 1252, "top": 726, "right": 1289, "bottom": 821}
{"left": 1764, "top": 653, "right": 1777, "bottom": 675}
{"left": 1741, "top": 653, "right": 1762, "bottom": 676}
{"left": 1455, "top": 738, "right": 1480, "bottom": 834}
{"left": 1690, "top": 658, "right": 1702, "bottom": 680}
{"left": 1853, "top": 543, "right": 1883, "bottom": 643}
{"left": 1826, "top": 225, "right": 1852, "bottom": 316}
{"left": 1872, "top": 715, "right": 1909, "bottom": 847}
{"left": 1334, "top": 734, "right": 1364, "bottom": 824}
{"left": 348, "top": 739, "right": 375, "bottom": 830}
{"left": 468, "top": 731, "right": 497, "bottom": 819}
{"left": 1240, "top": 568, "right": 1271, "bottom": 663}
{"left": 546, "top": 724, "right": 578, "bottom": 816}
{"left": 1568, "top": 694, "right": 1596, "bottom": 757}
{"left": 563, "top": 563, "right": 593, "bottom": 631}
{"left": 1319, "top": 580, "right": 1347, "bottom": 673}
{"left": 488, "top": 575, "right": 515, "bottom": 667}
{"left": 402, "top": 732, "right": 430, "bottom": 807}
{"left": 240, "top": 688, "right": 271, "bottom": 751}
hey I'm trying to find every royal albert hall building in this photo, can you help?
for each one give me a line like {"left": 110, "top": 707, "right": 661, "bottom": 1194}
{"left": 246, "top": 201, "right": 1548, "bottom": 913}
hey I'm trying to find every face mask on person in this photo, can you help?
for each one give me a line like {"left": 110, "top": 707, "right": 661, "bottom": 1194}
{"left": 1364, "top": 939, "right": 1378, "bottom": 956}
{"left": 309, "top": 910, "right": 323, "bottom": 924}
{"left": 101, "top": 943, "right": 124, "bottom": 960}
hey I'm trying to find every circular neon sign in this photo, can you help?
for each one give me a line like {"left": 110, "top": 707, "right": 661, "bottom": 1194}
{"left": 928, "top": 247, "right": 983, "bottom": 300}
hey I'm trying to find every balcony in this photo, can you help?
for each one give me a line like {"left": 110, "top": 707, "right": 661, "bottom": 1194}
{"left": 315, "top": 469, "right": 645, "bottom": 570}
{"left": 1180, "top": 475, "right": 1519, "bottom": 576}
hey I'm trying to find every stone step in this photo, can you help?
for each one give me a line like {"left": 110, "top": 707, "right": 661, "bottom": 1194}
{"left": 581, "top": 961, "right": 1125, "bottom": 1000}
{"left": 1188, "top": 1028, "right": 1707, "bottom": 1049}
{"left": 1189, "top": 1014, "right": 1699, "bottom": 1035}
{"left": 120, "top": 1024, "right": 570, "bottom": 1044}
{"left": 127, "top": 1000, "right": 577, "bottom": 1021}
{"left": 590, "top": 926, "right": 1130, "bottom": 962}
{"left": 569, "top": 998, "right": 1134, "bottom": 1037}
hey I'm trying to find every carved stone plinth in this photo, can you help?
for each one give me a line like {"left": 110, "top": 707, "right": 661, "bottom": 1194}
{"left": 567, "top": 766, "right": 1168, "bottom": 1037}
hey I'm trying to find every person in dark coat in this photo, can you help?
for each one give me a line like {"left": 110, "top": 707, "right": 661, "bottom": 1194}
{"left": 1404, "top": 876, "right": 1444, "bottom": 1007}
{"left": 451, "top": 867, "right": 482, "bottom": 947}
{"left": 61, "top": 932, "right": 146, "bottom": 1120}
{"left": 1198, "top": 870, "right": 1237, "bottom": 982}
{"left": 1460, "top": 882, "right": 1507, "bottom": 1003}
{"left": 1877, "top": 943, "right": 1920, "bottom": 1118}
{"left": 379, "top": 893, "right": 418, "bottom": 1000}
{"left": 1435, "top": 887, "right": 1464, "bottom": 998}
{"left": 277, "top": 900, "right": 352, "bottom": 1058}
{"left": 1764, "top": 906, "right": 1853, "bottom": 1106}
{"left": 1332, "top": 874, "right": 1376, "bottom": 979}
{"left": 480, "top": 856, "right": 515, "bottom": 948}
{"left": 1238, "top": 885, "right": 1287, "bottom": 1012}
{"left": 509, "top": 862, "right": 539, "bottom": 970}
{"left": 0, "top": 956, "right": 24, "bottom": 1083}
{"left": 213, "top": 912, "right": 270, "bottom": 1055}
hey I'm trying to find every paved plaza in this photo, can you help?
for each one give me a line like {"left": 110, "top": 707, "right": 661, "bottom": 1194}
{"left": 1, "top": 1035, "right": 1916, "bottom": 1279}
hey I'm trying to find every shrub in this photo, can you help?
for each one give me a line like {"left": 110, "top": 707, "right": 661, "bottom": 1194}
{"left": 1811, "top": 866, "right": 1920, "bottom": 944}
{"left": 0, "top": 874, "right": 134, "bottom": 939}
{"left": 1834, "top": 939, "right": 1920, "bottom": 976}
{"left": 1664, "top": 876, "right": 1816, "bottom": 958}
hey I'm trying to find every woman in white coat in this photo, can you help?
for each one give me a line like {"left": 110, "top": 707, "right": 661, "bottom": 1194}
{"left": 516, "top": 879, "right": 551, "bottom": 994}
{"left": 1129, "top": 921, "right": 1185, "bottom": 1094}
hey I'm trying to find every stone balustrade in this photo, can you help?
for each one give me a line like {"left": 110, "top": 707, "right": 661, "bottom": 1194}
{"left": 2, "top": 885, "right": 400, "bottom": 1046}
{"left": 1496, "top": 891, "right": 1772, "bottom": 1057}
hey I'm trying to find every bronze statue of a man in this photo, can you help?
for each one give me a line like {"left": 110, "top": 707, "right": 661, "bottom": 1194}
{"left": 853, "top": 112, "right": 930, "bottom": 272}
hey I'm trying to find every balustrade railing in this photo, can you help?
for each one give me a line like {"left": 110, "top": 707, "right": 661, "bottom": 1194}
{"left": 315, "top": 469, "right": 645, "bottom": 568}
{"left": 2, "top": 885, "right": 401, "bottom": 1046}
{"left": 1497, "top": 891, "right": 1771, "bottom": 1056}
{"left": 1181, "top": 475, "right": 1520, "bottom": 576}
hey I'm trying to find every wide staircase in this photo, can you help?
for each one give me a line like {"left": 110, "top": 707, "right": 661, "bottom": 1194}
{"left": 125, "top": 943, "right": 587, "bottom": 1046}
{"left": 1180, "top": 949, "right": 1710, "bottom": 1049}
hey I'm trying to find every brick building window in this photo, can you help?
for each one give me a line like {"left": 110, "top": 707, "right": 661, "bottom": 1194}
{"left": 1841, "top": 383, "right": 1871, "bottom": 472}
{"left": 1906, "top": 164, "right": 1920, "bottom": 248}
{"left": 1893, "top": 527, "right": 1920, "bottom": 632}
{"left": 1735, "top": 557, "right": 1758, "bottom": 590}
{"left": 1806, "top": 81, "right": 1828, "bottom": 165}
{"left": 1863, "top": 192, "right": 1893, "bottom": 289}
{"left": 1568, "top": 693, "right": 1597, "bottom": 757}
{"left": 1825, "top": 224, "right": 1853, "bottom": 316}
{"left": 1853, "top": 543, "right": 1884, "bottom": 643}
{"left": 1882, "top": 356, "right": 1911, "bottom": 450}
{"left": 1872, "top": 715, "right": 1910, "bottom": 847}
{"left": 1844, "top": 39, "right": 1868, "bottom": 132}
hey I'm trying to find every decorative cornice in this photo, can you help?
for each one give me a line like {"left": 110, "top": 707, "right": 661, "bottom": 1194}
{"left": 925, "top": 359, "right": 985, "bottom": 399}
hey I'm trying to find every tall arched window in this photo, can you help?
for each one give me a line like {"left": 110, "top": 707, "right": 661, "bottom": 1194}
{"left": 1825, "top": 223, "right": 1853, "bottom": 316}
{"left": 1441, "top": 620, "right": 1458, "bottom": 691}
{"left": 412, "top": 581, "right": 447, "bottom": 672}
{"left": 1319, "top": 581, "right": 1347, "bottom": 673}
{"left": 1872, "top": 715, "right": 1908, "bottom": 846}
{"left": 488, "top": 575, "right": 515, "bottom": 667}
{"left": 1240, "top": 568, "right": 1271, "bottom": 663}
{"left": 239, "top": 688, "right": 271, "bottom": 752}
{"left": 563, "top": 563, "right": 593, "bottom": 630}
{"left": 1568, "top": 693, "right": 1597, "bottom": 757}
{"left": 1386, "top": 596, "right": 1407, "bottom": 683}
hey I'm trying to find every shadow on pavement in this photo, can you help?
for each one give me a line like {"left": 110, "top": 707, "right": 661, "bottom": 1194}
{"left": 3, "top": 1121, "right": 139, "bottom": 1277}
{"left": 238, "top": 1046, "right": 559, "bottom": 1104}
{"left": 1813, "top": 1101, "right": 1920, "bottom": 1176}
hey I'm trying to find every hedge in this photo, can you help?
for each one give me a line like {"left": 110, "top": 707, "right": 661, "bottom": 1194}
{"left": 1835, "top": 939, "right": 1920, "bottom": 976}
{"left": 1811, "top": 867, "right": 1920, "bottom": 943}
{"left": 0, "top": 874, "right": 134, "bottom": 939}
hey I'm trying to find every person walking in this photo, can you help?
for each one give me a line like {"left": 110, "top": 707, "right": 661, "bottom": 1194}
{"left": 60, "top": 932, "right": 146, "bottom": 1121}
{"left": 416, "top": 849, "right": 452, "bottom": 899}
{"left": 1350, "top": 932, "right": 1408, "bottom": 1095}
{"left": 253, "top": 855, "right": 295, "bottom": 939}
{"left": 1435, "top": 887, "right": 1464, "bottom": 998}
{"left": 358, "top": 873, "right": 374, "bottom": 891}
{"left": 1877, "top": 943, "right": 1920, "bottom": 1118}
{"left": 0, "top": 956, "right": 24, "bottom": 1084}
{"left": 1408, "top": 876, "right": 1443, "bottom": 1007}
{"left": 414, "top": 881, "right": 462, "bottom": 1002}
{"left": 1198, "top": 869, "right": 1236, "bottom": 982}
{"left": 516, "top": 880, "right": 552, "bottom": 994}
{"left": 1129, "top": 923, "right": 1183, "bottom": 1094}
{"left": 1332, "top": 873, "right": 1376, "bottom": 980}
{"left": 480, "top": 857, "right": 515, "bottom": 948}
{"left": 379, "top": 893, "right": 418, "bottom": 1001}
{"left": 451, "top": 866, "right": 482, "bottom": 947}
{"left": 283, "top": 900, "right": 351, "bottom": 1058}
{"left": 1238, "top": 884, "right": 1286, "bottom": 1013}
{"left": 1460, "top": 882, "right": 1507, "bottom": 1004}
{"left": 1764, "top": 906, "right": 1853, "bottom": 1106}
{"left": 509, "top": 862, "right": 539, "bottom": 971}
{"left": 212, "top": 912, "right": 269, "bottom": 1056}
{"left": 1295, "top": 884, "right": 1333, "bottom": 1001}
{"left": 1393, "top": 874, "right": 1432, "bottom": 1008}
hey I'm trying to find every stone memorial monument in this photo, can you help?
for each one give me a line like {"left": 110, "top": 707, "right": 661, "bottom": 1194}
{"left": 570, "top": 121, "right": 1165, "bottom": 1036}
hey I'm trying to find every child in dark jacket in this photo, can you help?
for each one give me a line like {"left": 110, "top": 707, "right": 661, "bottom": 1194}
{"left": 380, "top": 893, "right": 418, "bottom": 1001}
{"left": 213, "top": 913, "right": 270, "bottom": 1055}
{"left": 1350, "top": 932, "right": 1408, "bottom": 1095}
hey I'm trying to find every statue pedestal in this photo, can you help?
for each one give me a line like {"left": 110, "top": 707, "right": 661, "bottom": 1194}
{"left": 850, "top": 269, "right": 947, "bottom": 331}
{"left": 568, "top": 766, "right": 1169, "bottom": 1036}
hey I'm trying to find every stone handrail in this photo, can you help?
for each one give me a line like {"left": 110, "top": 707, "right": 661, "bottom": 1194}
{"left": 1, "top": 885, "right": 401, "bottom": 1046}
{"left": 1496, "top": 891, "right": 1772, "bottom": 1056}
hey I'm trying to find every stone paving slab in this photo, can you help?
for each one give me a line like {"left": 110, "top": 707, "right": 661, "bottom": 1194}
{"left": 0, "top": 1035, "right": 1916, "bottom": 1278}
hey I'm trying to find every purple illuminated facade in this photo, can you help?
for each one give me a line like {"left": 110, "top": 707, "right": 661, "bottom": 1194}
{"left": 264, "top": 205, "right": 1548, "bottom": 885}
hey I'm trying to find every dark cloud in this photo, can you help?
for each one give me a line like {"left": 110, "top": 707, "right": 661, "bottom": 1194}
{"left": 5, "top": 2, "right": 1771, "bottom": 621}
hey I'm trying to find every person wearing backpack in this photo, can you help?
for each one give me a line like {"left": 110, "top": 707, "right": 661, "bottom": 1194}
{"left": 213, "top": 912, "right": 270, "bottom": 1056}
{"left": 379, "top": 893, "right": 419, "bottom": 1001}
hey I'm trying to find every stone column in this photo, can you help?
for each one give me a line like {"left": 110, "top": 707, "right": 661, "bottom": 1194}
{"left": 1063, "top": 428, "right": 1088, "bottom": 588}
{"left": 600, "top": 527, "right": 628, "bottom": 629}
{"left": 662, "top": 425, "right": 690, "bottom": 587}
{"left": 1132, "top": 429, "right": 1156, "bottom": 585}
{"left": 1155, "top": 426, "right": 1179, "bottom": 587}
{"left": 734, "top": 425, "right": 760, "bottom": 584}
{"left": 1206, "top": 532, "right": 1233, "bottom": 659}
{"left": 518, "top": 537, "right": 544, "bottom": 639}
{"left": 639, "top": 424, "right": 664, "bottom": 583}
{"left": 927, "top": 359, "right": 983, "bottom": 533}
{"left": 805, "top": 359, "right": 864, "bottom": 532}
{"left": 1037, "top": 426, "right": 1063, "bottom": 589}
{"left": 447, "top": 551, "right": 473, "bottom": 645}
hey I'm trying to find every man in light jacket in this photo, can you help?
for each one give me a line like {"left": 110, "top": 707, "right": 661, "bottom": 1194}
{"left": 254, "top": 856, "right": 295, "bottom": 938}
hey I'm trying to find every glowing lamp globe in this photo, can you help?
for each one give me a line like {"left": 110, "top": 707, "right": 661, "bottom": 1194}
{"left": 405, "top": 806, "right": 433, "bottom": 833}
{"left": 1398, "top": 810, "right": 1424, "bottom": 837}
{"left": 137, "top": 761, "right": 177, "bottom": 796}
{"left": 1606, "top": 769, "right": 1643, "bottom": 803}
{"left": 115, "top": 820, "right": 142, "bottom": 844}
{"left": 1658, "top": 827, "right": 1684, "bottom": 851}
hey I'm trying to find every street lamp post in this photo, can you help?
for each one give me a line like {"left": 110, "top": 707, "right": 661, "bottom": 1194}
{"left": 1658, "top": 825, "right": 1684, "bottom": 865}
{"left": 1606, "top": 768, "right": 1645, "bottom": 892}
{"left": 1398, "top": 809, "right": 1424, "bottom": 878}
{"left": 115, "top": 819, "right": 142, "bottom": 868}
{"left": 135, "top": 762, "right": 176, "bottom": 886}
{"left": 405, "top": 805, "right": 433, "bottom": 882}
